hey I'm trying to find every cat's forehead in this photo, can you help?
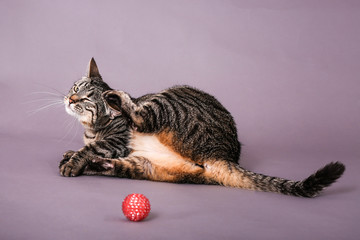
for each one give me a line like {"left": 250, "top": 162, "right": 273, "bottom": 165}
{"left": 72, "top": 76, "right": 110, "bottom": 93}
{"left": 74, "top": 77, "right": 91, "bottom": 86}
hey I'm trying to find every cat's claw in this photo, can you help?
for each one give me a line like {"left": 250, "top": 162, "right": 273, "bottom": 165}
{"left": 59, "top": 150, "right": 76, "bottom": 168}
{"left": 62, "top": 150, "right": 76, "bottom": 159}
{"left": 59, "top": 150, "right": 84, "bottom": 177}
{"left": 59, "top": 161, "right": 83, "bottom": 177}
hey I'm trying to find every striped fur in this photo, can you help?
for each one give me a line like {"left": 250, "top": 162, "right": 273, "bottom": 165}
{"left": 100, "top": 88, "right": 345, "bottom": 197}
{"left": 59, "top": 58, "right": 131, "bottom": 176}
{"left": 60, "top": 58, "right": 345, "bottom": 198}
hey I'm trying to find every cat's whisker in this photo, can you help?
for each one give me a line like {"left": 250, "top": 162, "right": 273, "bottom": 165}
{"left": 58, "top": 118, "right": 78, "bottom": 143}
{"left": 27, "top": 101, "right": 64, "bottom": 117}
{"left": 61, "top": 117, "right": 75, "bottom": 129}
{"left": 68, "top": 120, "right": 81, "bottom": 146}
{"left": 22, "top": 98, "right": 64, "bottom": 105}
{"left": 27, "top": 91, "right": 65, "bottom": 98}
{"left": 24, "top": 90, "right": 65, "bottom": 115}
{"left": 33, "top": 83, "right": 67, "bottom": 97}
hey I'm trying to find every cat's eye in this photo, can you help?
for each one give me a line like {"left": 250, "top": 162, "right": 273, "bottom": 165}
{"left": 73, "top": 85, "right": 79, "bottom": 93}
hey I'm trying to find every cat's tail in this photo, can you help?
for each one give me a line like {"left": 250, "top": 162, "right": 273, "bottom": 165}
{"left": 204, "top": 161, "right": 345, "bottom": 197}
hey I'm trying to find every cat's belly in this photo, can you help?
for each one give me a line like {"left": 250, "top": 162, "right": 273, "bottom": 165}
{"left": 128, "top": 131, "right": 200, "bottom": 174}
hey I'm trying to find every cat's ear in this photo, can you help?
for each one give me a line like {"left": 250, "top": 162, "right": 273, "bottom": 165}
{"left": 86, "top": 57, "right": 102, "bottom": 78}
{"left": 103, "top": 90, "right": 122, "bottom": 119}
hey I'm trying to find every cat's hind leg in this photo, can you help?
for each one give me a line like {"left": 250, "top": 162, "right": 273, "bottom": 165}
{"left": 81, "top": 156, "right": 154, "bottom": 179}
{"left": 103, "top": 90, "right": 147, "bottom": 131}
{"left": 82, "top": 155, "right": 206, "bottom": 184}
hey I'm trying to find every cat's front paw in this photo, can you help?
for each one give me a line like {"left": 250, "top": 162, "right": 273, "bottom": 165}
{"left": 63, "top": 150, "right": 76, "bottom": 160}
{"left": 59, "top": 158, "right": 84, "bottom": 177}
{"left": 59, "top": 150, "right": 76, "bottom": 168}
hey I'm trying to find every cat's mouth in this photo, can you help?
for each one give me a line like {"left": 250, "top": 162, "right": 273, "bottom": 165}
{"left": 64, "top": 97, "right": 95, "bottom": 126}
{"left": 64, "top": 97, "right": 83, "bottom": 117}
{"left": 73, "top": 104, "right": 83, "bottom": 113}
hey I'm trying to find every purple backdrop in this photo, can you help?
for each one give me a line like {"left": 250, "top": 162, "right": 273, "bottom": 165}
{"left": 1, "top": 1, "right": 359, "bottom": 240}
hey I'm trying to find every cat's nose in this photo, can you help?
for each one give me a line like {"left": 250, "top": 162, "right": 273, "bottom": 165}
{"left": 69, "top": 94, "right": 80, "bottom": 104}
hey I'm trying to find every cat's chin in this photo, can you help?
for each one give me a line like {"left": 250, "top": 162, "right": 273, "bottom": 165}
{"left": 65, "top": 105, "right": 77, "bottom": 118}
{"left": 65, "top": 105, "right": 87, "bottom": 123}
{"left": 65, "top": 105, "right": 94, "bottom": 129}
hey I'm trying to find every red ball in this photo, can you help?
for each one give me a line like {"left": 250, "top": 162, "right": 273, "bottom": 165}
{"left": 122, "top": 193, "right": 151, "bottom": 222}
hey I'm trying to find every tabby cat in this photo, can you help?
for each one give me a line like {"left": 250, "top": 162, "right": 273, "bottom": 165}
{"left": 60, "top": 58, "right": 345, "bottom": 197}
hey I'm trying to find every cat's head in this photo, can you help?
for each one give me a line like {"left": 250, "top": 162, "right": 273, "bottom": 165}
{"left": 64, "top": 58, "right": 115, "bottom": 128}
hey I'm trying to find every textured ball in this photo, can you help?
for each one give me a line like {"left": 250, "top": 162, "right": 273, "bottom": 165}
{"left": 122, "top": 193, "right": 151, "bottom": 222}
